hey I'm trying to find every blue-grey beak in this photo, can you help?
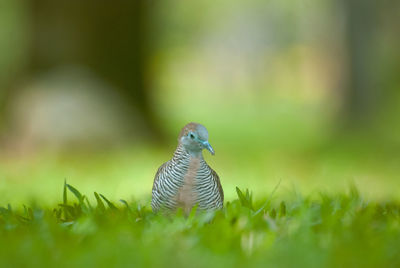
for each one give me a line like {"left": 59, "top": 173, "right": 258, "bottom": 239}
{"left": 202, "top": 141, "right": 215, "bottom": 155}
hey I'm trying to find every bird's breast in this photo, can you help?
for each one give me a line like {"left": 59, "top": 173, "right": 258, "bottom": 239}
{"left": 174, "top": 156, "right": 201, "bottom": 214}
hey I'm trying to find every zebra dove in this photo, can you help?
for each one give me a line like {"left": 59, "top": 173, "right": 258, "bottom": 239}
{"left": 151, "top": 122, "right": 224, "bottom": 214}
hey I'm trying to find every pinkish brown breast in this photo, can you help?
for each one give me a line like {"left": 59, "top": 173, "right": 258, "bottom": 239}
{"left": 174, "top": 156, "right": 201, "bottom": 214}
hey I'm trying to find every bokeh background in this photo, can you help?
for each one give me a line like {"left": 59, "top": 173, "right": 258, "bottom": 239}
{"left": 1, "top": 0, "right": 399, "bottom": 205}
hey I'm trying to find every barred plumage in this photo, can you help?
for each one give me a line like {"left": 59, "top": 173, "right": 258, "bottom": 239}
{"left": 151, "top": 123, "right": 224, "bottom": 214}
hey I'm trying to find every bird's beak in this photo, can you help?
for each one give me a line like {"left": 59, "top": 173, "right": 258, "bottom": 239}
{"left": 202, "top": 141, "right": 215, "bottom": 155}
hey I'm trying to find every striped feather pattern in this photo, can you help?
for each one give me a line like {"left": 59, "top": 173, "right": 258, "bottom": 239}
{"left": 151, "top": 144, "right": 224, "bottom": 213}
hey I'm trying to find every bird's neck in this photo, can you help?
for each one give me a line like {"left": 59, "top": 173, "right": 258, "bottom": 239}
{"left": 173, "top": 144, "right": 203, "bottom": 161}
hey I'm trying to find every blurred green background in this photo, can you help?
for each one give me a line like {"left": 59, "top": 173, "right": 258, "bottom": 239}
{"left": 0, "top": 0, "right": 399, "bottom": 205}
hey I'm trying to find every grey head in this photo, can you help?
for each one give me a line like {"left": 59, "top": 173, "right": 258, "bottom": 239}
{"left": 178, "top": 122, "right": 215, "bottom": 156}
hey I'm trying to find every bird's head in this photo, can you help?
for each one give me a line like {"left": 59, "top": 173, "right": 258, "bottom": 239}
{"left": 178, "top": 122, "right": 215, "bottom": 156}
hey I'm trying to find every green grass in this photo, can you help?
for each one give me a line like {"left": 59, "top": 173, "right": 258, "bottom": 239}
{"left": 2, "top": 142, "right": 400, "bottom": 207}
{"left": 1, "top": 182, "right": 399, "bottom": 267}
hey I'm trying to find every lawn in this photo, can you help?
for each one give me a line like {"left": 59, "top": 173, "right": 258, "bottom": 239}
{"left": 1, "top": 105, "right": 399, "bottom": 267}
{"left": 1, "top": 181, "right": 399, "bottom": 267}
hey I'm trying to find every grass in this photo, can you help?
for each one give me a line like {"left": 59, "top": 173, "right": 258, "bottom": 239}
{"left": 1, "top": 181, "right": 399, "bottom": 268}
{"left": 2, "top": 141, "right": 400, "bottom": 207}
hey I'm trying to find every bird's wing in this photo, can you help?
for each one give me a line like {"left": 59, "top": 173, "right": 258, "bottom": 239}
{"left": 152, "top": 161, "right": 169, "bottom": 191}
{"left": 151, "top": 161, "right": 170, "bottom": 212}
{"left": 210, "top": 167, "right": 224, "bottom": 204}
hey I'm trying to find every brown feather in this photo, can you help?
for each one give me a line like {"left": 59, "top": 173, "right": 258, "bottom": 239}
{"left": 152, "top": 123, "right": 223, "bottom": 214}
{"left": 175, "top": 156, "right": 200, "bottom": 214}
{"left": 178, "top": 122, "right": 200, "bottom": 140}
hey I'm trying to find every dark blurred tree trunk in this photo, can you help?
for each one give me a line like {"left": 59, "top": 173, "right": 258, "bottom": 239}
{"left": 25, "top": 0, "right": 163, "bottom": 139}
{"left": 340, "top": 0, "right": 380, "bottom": 128}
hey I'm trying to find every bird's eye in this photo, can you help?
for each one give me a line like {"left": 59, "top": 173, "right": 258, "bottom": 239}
{"left": 189, "top": 133, "right": 195, "bottom": 139}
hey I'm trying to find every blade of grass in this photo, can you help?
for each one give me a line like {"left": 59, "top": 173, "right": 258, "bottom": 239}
{"left": 63, "top": 179, "right": 68, "bottom": 219}
{"left": 63, "top": 179, "right": 67, "bottom": 205}
{"left": 120, "top": 199, "right": 130, "bottom": 209}
{"left": 94, "top": 192, "right": 105, "bottom": 212}
{"left": 236, "top": 187, "right": 254, "bottom": 211}
{"left": 253, "top": 179, "right": 281, "bottom": 217}
{"left": 66, "top": 184, "right": 83, "bottom": 202}
{"left": 100, "top": 194, "right": 117, "bottom": 210}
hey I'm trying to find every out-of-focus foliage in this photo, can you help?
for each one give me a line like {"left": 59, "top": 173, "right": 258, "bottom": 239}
{"left": 1, "top": 0, "right": 400, "bottom": 146}
{"left": 0, "top": 1, "right": 399, "bottom": 266}
{"left": 1, "top": 184, "right": 399, "bottom": 267}
{"left": 0, "top": 0, "right": 399, "bottom": 236}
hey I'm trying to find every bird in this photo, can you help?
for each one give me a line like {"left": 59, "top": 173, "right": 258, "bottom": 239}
{"left": 151, "top": 122, "right": 224, "bottom": 214}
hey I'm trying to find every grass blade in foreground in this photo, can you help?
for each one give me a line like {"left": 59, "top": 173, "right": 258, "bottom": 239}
{"left": 0, "top": 183, "right": 399, "bottom": 267}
